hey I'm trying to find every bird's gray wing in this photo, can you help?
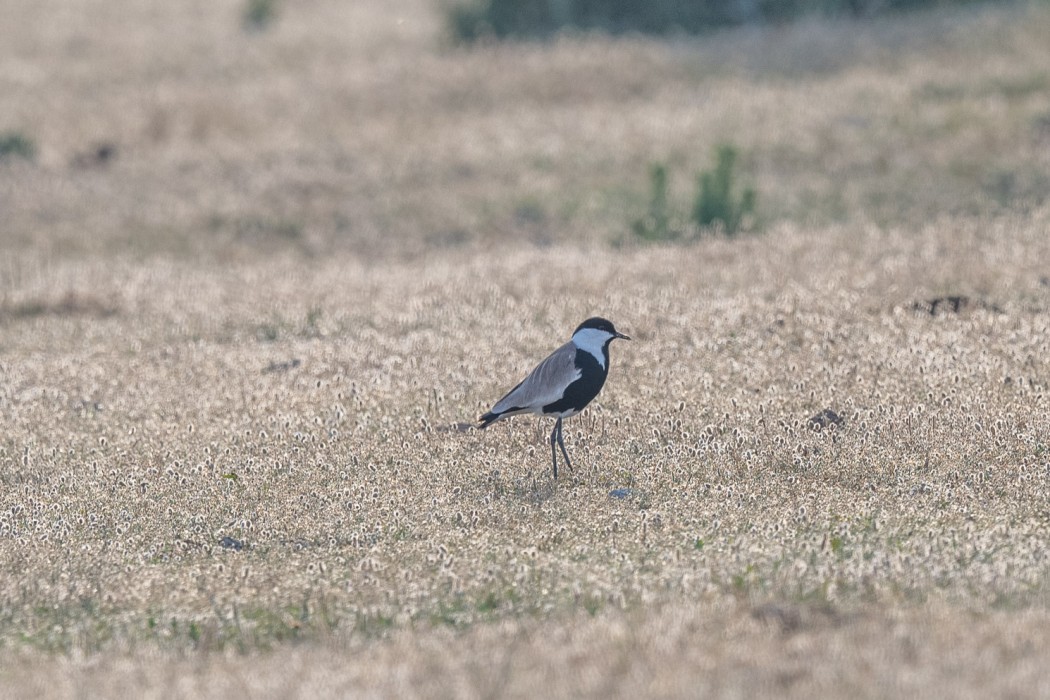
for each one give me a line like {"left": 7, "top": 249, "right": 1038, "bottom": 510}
{"left": 491, "top": 341, "right": 580, "bottom": 414}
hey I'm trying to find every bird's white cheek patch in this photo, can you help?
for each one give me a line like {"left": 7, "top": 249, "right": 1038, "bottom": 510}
{"left": 571, "top": 328, "right": 610, "bottom": 368}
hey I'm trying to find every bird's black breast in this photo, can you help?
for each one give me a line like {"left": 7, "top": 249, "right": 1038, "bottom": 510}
{"left": 542, "top": 348, "right": 608, "bottom": 415}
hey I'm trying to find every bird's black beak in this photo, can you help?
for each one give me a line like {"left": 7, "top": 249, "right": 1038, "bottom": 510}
{"left": 615, "top": 332, "right": 631, "bottom": 341}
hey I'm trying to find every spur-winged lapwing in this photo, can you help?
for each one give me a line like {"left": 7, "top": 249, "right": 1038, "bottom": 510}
{"left": 478, "top": 317, "right": 630, "bottom": 478}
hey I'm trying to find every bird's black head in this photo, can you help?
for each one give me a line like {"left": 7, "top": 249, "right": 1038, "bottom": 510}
{"left": 573, "top": 317, "right": 631, "bottom": 341}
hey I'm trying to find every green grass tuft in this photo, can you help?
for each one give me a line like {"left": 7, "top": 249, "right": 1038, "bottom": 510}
{"left": 243, "top": 0, "right": 278, "bottom": 30}
{"left": 0, "top": 132, "right": 36, "bottom": 162}
{"left": 691, "top": 144, "right": 757, "bottom": 235}
{"left": 633, "top": 144, "right": 757, "bottom": 242}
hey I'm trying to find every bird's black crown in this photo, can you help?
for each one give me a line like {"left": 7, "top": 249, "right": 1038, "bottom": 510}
{"left": 573, "top": 317, "right": 620, "bottom": 336}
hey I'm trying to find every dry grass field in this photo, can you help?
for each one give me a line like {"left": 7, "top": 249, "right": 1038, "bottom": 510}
{"left": 3, "top": 0, "right": 1050, "bottom": 697}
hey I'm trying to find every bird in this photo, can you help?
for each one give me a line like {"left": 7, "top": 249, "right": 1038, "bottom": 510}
{"left": 478, "top": 317, "right": 630, "bottom": 478}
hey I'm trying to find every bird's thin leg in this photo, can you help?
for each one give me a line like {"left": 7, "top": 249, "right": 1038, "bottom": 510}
{"left": 556, "top": 418, "right": 573, "bottom": 473}
{"left": 549, "top": 419, "right": 559, "bottom": 479}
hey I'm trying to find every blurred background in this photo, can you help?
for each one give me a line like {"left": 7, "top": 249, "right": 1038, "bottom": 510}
{"left": 2, "top": 0, "right": 1048, "bottom": 267}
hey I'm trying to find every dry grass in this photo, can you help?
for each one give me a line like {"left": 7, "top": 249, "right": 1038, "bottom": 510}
{"left": 3, "top": 1, "right": 1050, "bottom": 259}
{"left": 6, "top": 603, "right": 1050, "bottom": 698}
{"left": 2, "top": 0, "right": 1050, "bottom": 697}
{"left": 3, "top": 216, "right": 1050, "bottom": 695}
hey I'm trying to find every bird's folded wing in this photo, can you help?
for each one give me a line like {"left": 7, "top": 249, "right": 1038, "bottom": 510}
{"left": 491, "top": 342, "right": 581, "bottom": 413}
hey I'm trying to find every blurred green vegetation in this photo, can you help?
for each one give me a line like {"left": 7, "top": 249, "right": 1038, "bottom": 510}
{"left": 243, "top": 0, "right": 278, "bottom": 30}
{"left": 633, "top": 144, "right": 757, "bottom": 242}
{"left": 448, "top": 0, "right": 986, "bottom": 41}
{"left": 0, "top": 132, "right": 36, "bottom": 162}
{"left": 692, "top": 144, "right": 757, "bottom": 235}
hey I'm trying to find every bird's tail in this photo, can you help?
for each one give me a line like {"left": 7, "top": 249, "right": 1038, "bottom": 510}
{"left": 477, "top": 411, "right": 501, "bottom": 430}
